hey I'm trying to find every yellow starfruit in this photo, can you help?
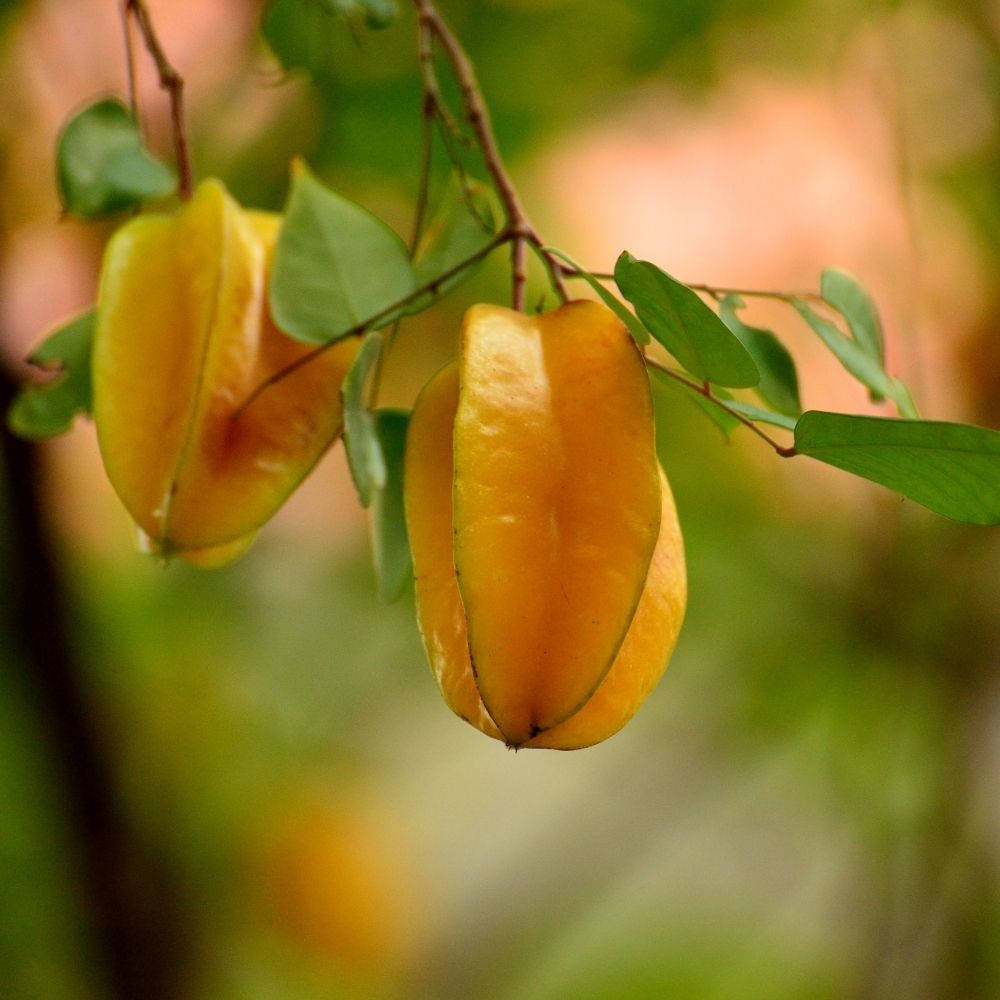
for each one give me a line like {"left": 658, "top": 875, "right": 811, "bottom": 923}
{"left": 405, "top": 300, "right": 686, "bottom": 749}
{"left": 93, "top": 178, "right": 359, "bottom": 565}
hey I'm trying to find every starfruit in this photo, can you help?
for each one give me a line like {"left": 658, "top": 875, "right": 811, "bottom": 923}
{"left": 93, "top": 178, "right": 359, "bottom": 566}
{"left": 405, "top": 300, "right": 687, "bottom": 749}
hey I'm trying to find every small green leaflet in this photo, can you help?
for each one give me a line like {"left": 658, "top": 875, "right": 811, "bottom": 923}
{"left": 371, "top": 409, "right": 412, "bottom": 601}
{"left": 792, "top": 301, "right": 918, "bottom": 418}
{"left": 795, "top": 411, "right": 1000, "bottom": 525}
{"left": 725, "top": 400, "right": 796, "bottom": 432}
{"left": 544, "top": 248, "right": 649, "bottom": 345}
{"left": 820, "top": 269, "right": 884, "bottom": 366}
{"left": 57, "top": 100, "right": 175, "bottom": 217}
{"left": 648, "top": 366, "right": 740, "bottom": 440}
{"left": 7, "top": 310, "right": 95, "bottom": 439}
{"left": 820, "top": 268, "right": 885, "bottom": 403}
{"left": 718, "top": 295, "right": 801, "bottom": 417}
{"left": 614, "top": 252, "right": 759, "bottom": 388}
{"left": 341, "top": 332, "right": 387, "bottom": 508}
{"left": 271, "top": 161, "right": 415, "bottom": 345}
{"left": 262, "top": 0, "right": 397, "bottom": 77}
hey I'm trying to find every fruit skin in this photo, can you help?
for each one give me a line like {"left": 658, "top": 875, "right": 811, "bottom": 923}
{"left": 92, "top": 178, "right": 359, "bottom": 565}
{"left": 405, "top": 301, "right": 686, "bottom": 750}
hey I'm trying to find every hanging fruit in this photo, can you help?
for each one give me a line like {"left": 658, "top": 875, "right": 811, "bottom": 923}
{"left": 92, "top": 178, "right": 359, "bottom": 566}
{"left": 405, "top": 300, "right": 686, "bottom": 749}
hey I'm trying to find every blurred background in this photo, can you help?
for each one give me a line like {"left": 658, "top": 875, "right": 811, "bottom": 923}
{"left": 1, "top": 0, "right": 999, "bottom": 997}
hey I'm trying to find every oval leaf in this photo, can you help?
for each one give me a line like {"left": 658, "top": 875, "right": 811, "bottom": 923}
{"left": 614, "top": 252, "right": 759, "bottom": 387}
{"left": 341, "top": 331, "right": 387, "bottom": 507}
{"left": 795, "top": 411, "right": 1000, "bottom": 525}
{"left": 719, "top": 295, "right": 801, "bottom": 416}
{"left": 57, "top": 100, "right": 175, "bottom": 218}
{"left": 6, "top": 310, "right": 95, "bottom": 439}
{"left": 371, "top": 409, "right": 412, "bottom": 601}
{"left": 271, "top": 160, "right": 415, "bottom": 344}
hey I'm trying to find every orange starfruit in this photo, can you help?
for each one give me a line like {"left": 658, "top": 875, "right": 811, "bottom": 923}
{"left": 405, "top": 300, "right": 686, "bottom": 749}
{"left": 92, "top": 178, "right": 358, "bottom": 565}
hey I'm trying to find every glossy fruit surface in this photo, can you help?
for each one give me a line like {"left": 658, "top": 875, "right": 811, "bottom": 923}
{"left": 405, "top": 301, "right": 686, "bottom": 749}
{"left": 93, "top": 178, "right": 358, "bottom": 564}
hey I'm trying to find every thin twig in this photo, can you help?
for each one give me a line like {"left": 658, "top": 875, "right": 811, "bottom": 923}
{"left": 368, "top": 90, "right": 440, "bottom": 409}
{"left": 413, "top": 0, "right": 568, "bottom": 306}
{"left": 645, "top": 358, "right": 797, "bottom": 457}
{"left": 124, "top": 0, "right": 192, "bottom": 199}
{"left": 410, "top": 99, "right": 436, "bottom": 255}
{"left": 686, "top": 283, "right": 824, "bottom": 304}
{"left": 119, "top": 1, "right": 141, "bottom": 120}
{"left": 233, "top": 229, "right": 512, "bottom": 418}
{"left": 557, "top": 263, "right": 824, "bottom": 304}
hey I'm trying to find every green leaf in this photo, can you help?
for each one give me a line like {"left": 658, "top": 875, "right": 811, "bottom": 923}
{"left": 649, "top": 366, "right": 740, "bottom": 440}
{"left": 820, "top": 268, "right": 884, "bottom": 365}
{"left": 792, "top": 300, "right": 918, "bottom": 418}
{"left": 341, "top": 332, "right": 386, "bottom": 507}
{"left": 718, "top": 295, "right": 801, "bottom": 416}
{"left": 397, "top": 177, "right": 499, "bottom": 319}
{"left": 270, "top": 160, "right": 415, "bottom": 344}
{"left": 262, "top": 0, "right": 397, "bottom": 76}
{"left": 544, "top": 248, "right": 649, "bottom": 345}
{"left": 6, "top": 310, "right": 95, "bottom": 439}
{"left": 724, "top": 400, "right": 797, "bottom": 432}
{"left": 794, "top": 411, "right": 1000, "bottom": 525}
{"left": 614, "top": 252, "right": 759, "bottom": 388}
{"left": 371, "top": 409, "right": 412, "bottom": 601}
{"left": 56, "top": 100, "right": 175, "bottom": 218}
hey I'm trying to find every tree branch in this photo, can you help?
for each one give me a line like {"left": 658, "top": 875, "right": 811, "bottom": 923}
{"left": 412, "top": 0, "right": 568, "bottom": 306}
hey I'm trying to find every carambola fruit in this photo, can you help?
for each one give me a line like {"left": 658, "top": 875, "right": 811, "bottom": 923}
{"left": 92, "top": 178, "right": 359, "bottom": 565}
{"left": 405, "top": 300, "right": 687, "bottom": 749}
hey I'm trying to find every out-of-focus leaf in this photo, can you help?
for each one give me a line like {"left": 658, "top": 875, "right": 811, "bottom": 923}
{"left": 649, "top": 366, "right": 740, "bottom": 440}
{"left": 395, "top": 177, "right": 499, "bottom": 320}
{"left": 371, "top": 409, "right": 411, "bottom": 601}
{"left": 326, "top": 0, "right": 397, "bottom": 29}
{"left": 792, "top": 301, "right": 918, "bottom": 418}
{"left": 271, "top": 160, "right": 415, "bottom": 344}
{"left": 545, "top": 248, "right": 649, "bottom": 345}
{"left": 263, "top": 0, "right": 397, "bottom": 76}
{"left": 57, "top": 100, "right": 175, "bottom": 217}
{"left": 718, "top": 295, "right": 800, "bottom": 416}
{"left": 6, "top": 310, "right": 95, "bottom": 439}
{"left": 615, "top": 252, "right": 759, "bottom": 387}
{"left": 341, "top": 332, "right": 386, "bottom": 507}
{"left": 795, "top": 411, "right": 1000, "bottom": 525}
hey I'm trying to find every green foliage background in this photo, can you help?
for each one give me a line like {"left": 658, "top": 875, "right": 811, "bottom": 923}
{"left": 1, "top": 1, "right": 999, "bottom": 998}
